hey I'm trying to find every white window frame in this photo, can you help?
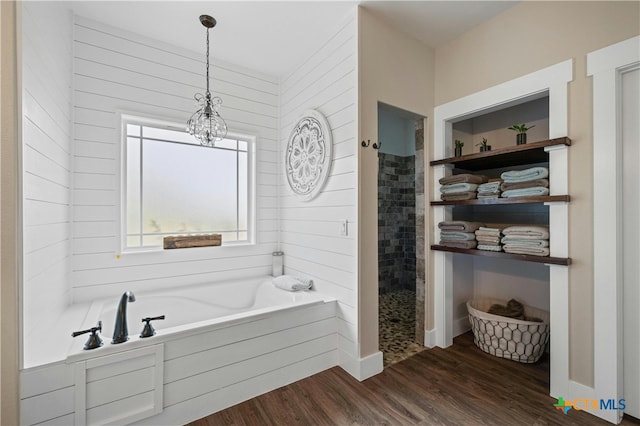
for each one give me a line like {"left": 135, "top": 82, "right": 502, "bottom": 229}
{"left": 118, "top": 113, "right": 256, "bottom": 253}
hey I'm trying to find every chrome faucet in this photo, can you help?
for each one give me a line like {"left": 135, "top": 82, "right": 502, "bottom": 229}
{"left": 112, "top": 291, "right": 135, "bottom": 344}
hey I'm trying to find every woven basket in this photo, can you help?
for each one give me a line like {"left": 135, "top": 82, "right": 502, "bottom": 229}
{"left": 467, "top": 298, "right": 550, "bottom": 363}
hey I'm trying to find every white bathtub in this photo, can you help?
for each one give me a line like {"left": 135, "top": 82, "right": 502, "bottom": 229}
{"left": 34, "top": 275, "right": 338, "bottom": 426}
{"left": 85, "top": 276, "right": 326, "bottom": 343}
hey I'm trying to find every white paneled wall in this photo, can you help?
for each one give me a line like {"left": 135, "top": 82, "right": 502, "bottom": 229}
{"left": 71, "top": 17, "right": 279, "bottom": 301}
{"left": 21, "top": 2, "right": 73, "bottom": 343}
{"left": 279, "top": 13, "right": 359, "bottom": 370}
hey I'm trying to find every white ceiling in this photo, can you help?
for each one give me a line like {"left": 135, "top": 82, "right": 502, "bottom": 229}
{"left": 68, "top": 1, "right": 517, "bottom": 77}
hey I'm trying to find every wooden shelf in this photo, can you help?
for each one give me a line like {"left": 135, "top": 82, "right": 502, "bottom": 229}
{"left": 431, "top": 195, "right": 570, "bottom": 206}
{"left": 430, "top": 137, "right": 571, "bottom": 171}
{"left": 431, "top": 245, "right": 571, "bottom": 266}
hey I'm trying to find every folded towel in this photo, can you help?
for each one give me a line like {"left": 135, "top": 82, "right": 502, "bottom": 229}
{"left": 440, "top": 231, "right": 476, "bottom": 241}
{"left": 503, "top": 246, "right": 550, "bottom": 257}
{"left": 440, "top": 183, "right": 479, "bottom": 194}
{"left": 501, "top": 187, "right": 549, "bottom": 198}
{"left": 439, "top": 240, "right": 477, "bottom": 249}
{"left": 476, "top": 227, "right": 502, "bottom": 237}
{"left": 501, "top": 167, "right": 549, "bottom": 183}
{"left": 502, "top": 225, "right": 549, "bottom": 239}
{"left": 500, "top": 237, "right": 549, "bottom": 247}
{"left": 273, "top": 275, "right": 313, "bottom": 292}
{"left": 477, "top": 244, "right": 503, "bottom": 252}
{"left": 501, "top": 179, "right": 549, "bottom": 191}
{"left": 476, "top": 236, "right": 501, "bottom": 245}
{"left": 441, "top": 191, "right": 477, "bottom": 201}
{"left": 439, "top": 174, "right": 488, "bottom": 185}
{"left": 477, "top": 194, "right": 501, "bottom": 199}
{"left": 438, "top": 221, "right": 484, "bottom": 232}
{"left": 478, "top": 181, "right": 502, "bottom": 192}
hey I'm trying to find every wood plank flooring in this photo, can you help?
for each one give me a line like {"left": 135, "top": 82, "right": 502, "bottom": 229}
{"left": 189, "top": 332, "right": 640, "bottom": 425}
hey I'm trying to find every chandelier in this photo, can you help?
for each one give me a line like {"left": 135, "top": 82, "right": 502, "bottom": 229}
{"left": 187, "top": 15, "right": 227, "bottom": 147}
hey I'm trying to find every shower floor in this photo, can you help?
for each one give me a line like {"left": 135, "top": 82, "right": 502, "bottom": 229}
{"left": 379, "top": 289, "right": 425, "bottom": 367}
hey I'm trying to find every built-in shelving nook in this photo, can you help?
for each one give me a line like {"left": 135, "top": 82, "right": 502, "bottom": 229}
{"left": 430, "top": 60, "right": 573, "bottom": 400}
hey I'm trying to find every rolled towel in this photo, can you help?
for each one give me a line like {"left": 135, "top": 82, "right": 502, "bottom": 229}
{"left": 500, "top": 237, "right": 549, "bottom": 247}
{"left": 502, "top": 225, "right": 549, "bottom": 240}
{"left": 501, "top": 167, "right": 549, "bottom": 183}
{"left": 440, "top": 231, "right": 476, "bottom": 241}
{"left": 440, "top": 183, "right": 479, "bottom": 194}
{"left": 439, "top": 240, "right": 477, "bottom": 249}
{"left": 439, "top": 174, "right": 488, "bottom": 185}
{"left": 501, "top": 179, "right": 549, "bottom": 191}
{"left": 503, "top": 246, "right": 550, "bottom": 257}
{"left": 441, "top": 191, "right": 477, "bottom": 201}
{"left": 501, "top": 187, "right": 549, "bottom": 198}
{"left": 273, "top": 275, "right": 313, "bottom": 292}
{"left": 438, "top": 221, "right": 484, "bottom": 232}
{"left": 477, "top": 244, "right": 503, "bottom": 252}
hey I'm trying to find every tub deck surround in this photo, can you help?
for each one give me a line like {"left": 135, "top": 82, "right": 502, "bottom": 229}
{"left": 20, "top": 276, "right": 340, "bottom": 425}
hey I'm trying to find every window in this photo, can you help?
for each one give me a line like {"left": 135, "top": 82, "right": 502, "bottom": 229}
{"left": 122, "top": 116, "right": 254, "bottom": 250}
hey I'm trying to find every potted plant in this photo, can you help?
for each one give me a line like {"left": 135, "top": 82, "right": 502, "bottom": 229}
{"left": 508, "top": 123, "right": 536, "bottom": 145}
{"left": 454, "top": 139, "right": 464, "bottom": 157}
{"left": 476, "top": 137, "right": 491, "bottom": 152}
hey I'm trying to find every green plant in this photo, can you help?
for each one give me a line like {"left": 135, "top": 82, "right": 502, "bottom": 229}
{"left": 476, "top": 138, "right": 488, "bottom": 148}
{"left": 454, "top": 139, "right": 464, "bottom": 148}
{"left": 508, "top": 123, "right": 536, "bottom": 133}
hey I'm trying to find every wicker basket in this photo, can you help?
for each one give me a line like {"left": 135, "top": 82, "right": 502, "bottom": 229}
{"left": 467, "top": 298, "right": 550, "bottom": 363}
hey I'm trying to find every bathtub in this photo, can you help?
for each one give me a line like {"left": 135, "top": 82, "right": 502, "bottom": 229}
{"left": 82, "top": 276, "right": 328, "bottom": 344}
{"left": 40, "top": 275, "right": 338, "bottom": 426}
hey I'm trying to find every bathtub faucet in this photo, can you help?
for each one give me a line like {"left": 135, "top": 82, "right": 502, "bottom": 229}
{"left": 112, "top": 291, "right": 136, "bottom": 344}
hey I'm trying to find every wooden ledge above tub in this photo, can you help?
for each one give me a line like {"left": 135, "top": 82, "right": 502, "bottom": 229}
{"left": 163, "top": 234, "right": 222, "bottom": 249}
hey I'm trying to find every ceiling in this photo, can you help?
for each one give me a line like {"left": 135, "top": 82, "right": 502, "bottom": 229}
{"left": 68, "top": 1, "right": 517, "bottom": 77}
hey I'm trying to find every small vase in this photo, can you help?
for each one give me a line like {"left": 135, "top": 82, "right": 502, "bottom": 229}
{"left": 479, "top": 145, "right": 491, "bottom": 152}
{"left": 454, "top": 146, "right": 462, "bottom": 157}
{"left": 517, "top": 133, "right": 527, "bottom": 145}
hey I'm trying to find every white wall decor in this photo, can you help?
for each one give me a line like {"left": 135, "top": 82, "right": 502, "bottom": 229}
{"left": 285, "top": 109, "right": 333, "bottom": 201}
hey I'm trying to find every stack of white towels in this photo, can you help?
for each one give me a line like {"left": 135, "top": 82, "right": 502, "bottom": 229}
{"left": 500, "top": 167, "right": 550, "bottom": 198}
{"left": 474, "top": 227, "right": 503, "bottom": 252}
{"left": 439, "top": 174, "right": 488, "bottom": 201}
{"left": 438, "top": 221, "right": 484, "bottom": 249}
{"left": 476, "top": 179, "right": 503, "bottom": 199}
{"left": 272, "top": 275, "right": 313, "bottom": 291}
{"left": 501, "top": 226, "right": 550, "bottom": 256}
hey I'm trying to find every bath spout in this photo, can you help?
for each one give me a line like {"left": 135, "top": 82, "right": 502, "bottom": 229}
{"left": 112, "top": 291, "right": 136, "bottom": 344}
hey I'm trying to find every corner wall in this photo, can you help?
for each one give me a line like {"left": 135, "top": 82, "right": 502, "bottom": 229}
{"left": 278, "top": 11, "right": 359, "bottom": 374}
{"left": 433, "top": 0, "right": 640, "bottom": 387}
{"left": 21, "top": 1, "right": 73, "bottom": 357}
{"left": 358, "top": 6, "right": 435, "bottom": 358}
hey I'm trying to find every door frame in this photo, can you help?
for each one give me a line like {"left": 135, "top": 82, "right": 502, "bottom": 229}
{"left": 588, "top": 35, "right": 640, "bottom": 424}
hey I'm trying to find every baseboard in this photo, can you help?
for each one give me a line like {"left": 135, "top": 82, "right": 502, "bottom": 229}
{"left": 453, "top": 315, "right": 471, "bottom": 337}
{"left": 338, "top": 349, "right": 383, "bottom": 381}
{"left": 424, "top": 329, "right": 437, "bottom": 348}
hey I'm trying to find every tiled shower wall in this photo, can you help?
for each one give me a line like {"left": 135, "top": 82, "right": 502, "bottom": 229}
{"left": 414, "top": 120, "right": 425, "bottom": 345}
{"left": 378, "top": 153, "right": 416, "bottom": 293}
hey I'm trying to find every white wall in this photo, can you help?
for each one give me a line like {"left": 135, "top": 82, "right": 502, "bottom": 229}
{"left": 21, "top": 2, "right": 73, "bottom": 350}
{"left": 278, "top": 12, "right": 359, "bottom": 372}
{"left": 70, "top": 16, "right": 280, "bottom": 302}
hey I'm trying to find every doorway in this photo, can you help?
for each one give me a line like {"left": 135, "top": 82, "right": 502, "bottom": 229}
{"left": 377, "top": 103, "right": 425, "bottom": 366}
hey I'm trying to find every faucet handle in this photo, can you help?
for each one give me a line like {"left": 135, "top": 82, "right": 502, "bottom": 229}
{"left": 72, "top": 321, "right": 103, "bottom": 350}
{"left": 140, "top": 315, "right": 165, "bottom": 338}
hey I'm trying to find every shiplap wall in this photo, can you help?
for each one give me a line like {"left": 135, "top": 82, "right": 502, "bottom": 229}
{"left": 21, "top": 2, "right": 73, "bottom": 342}
{"left": 71, "top": 16, "right": 279, "bottom": 302}
{"left": 279, "top": 13, "right": 359, "bottom": 369}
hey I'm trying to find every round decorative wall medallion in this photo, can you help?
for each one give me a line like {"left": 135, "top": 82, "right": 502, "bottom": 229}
{"left": 285, "top": 109, "right": 333, "bottom": 201}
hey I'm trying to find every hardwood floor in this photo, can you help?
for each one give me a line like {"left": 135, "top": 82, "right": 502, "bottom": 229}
{"left": 189, "top": 332, "right": 640, "bottom": 425}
